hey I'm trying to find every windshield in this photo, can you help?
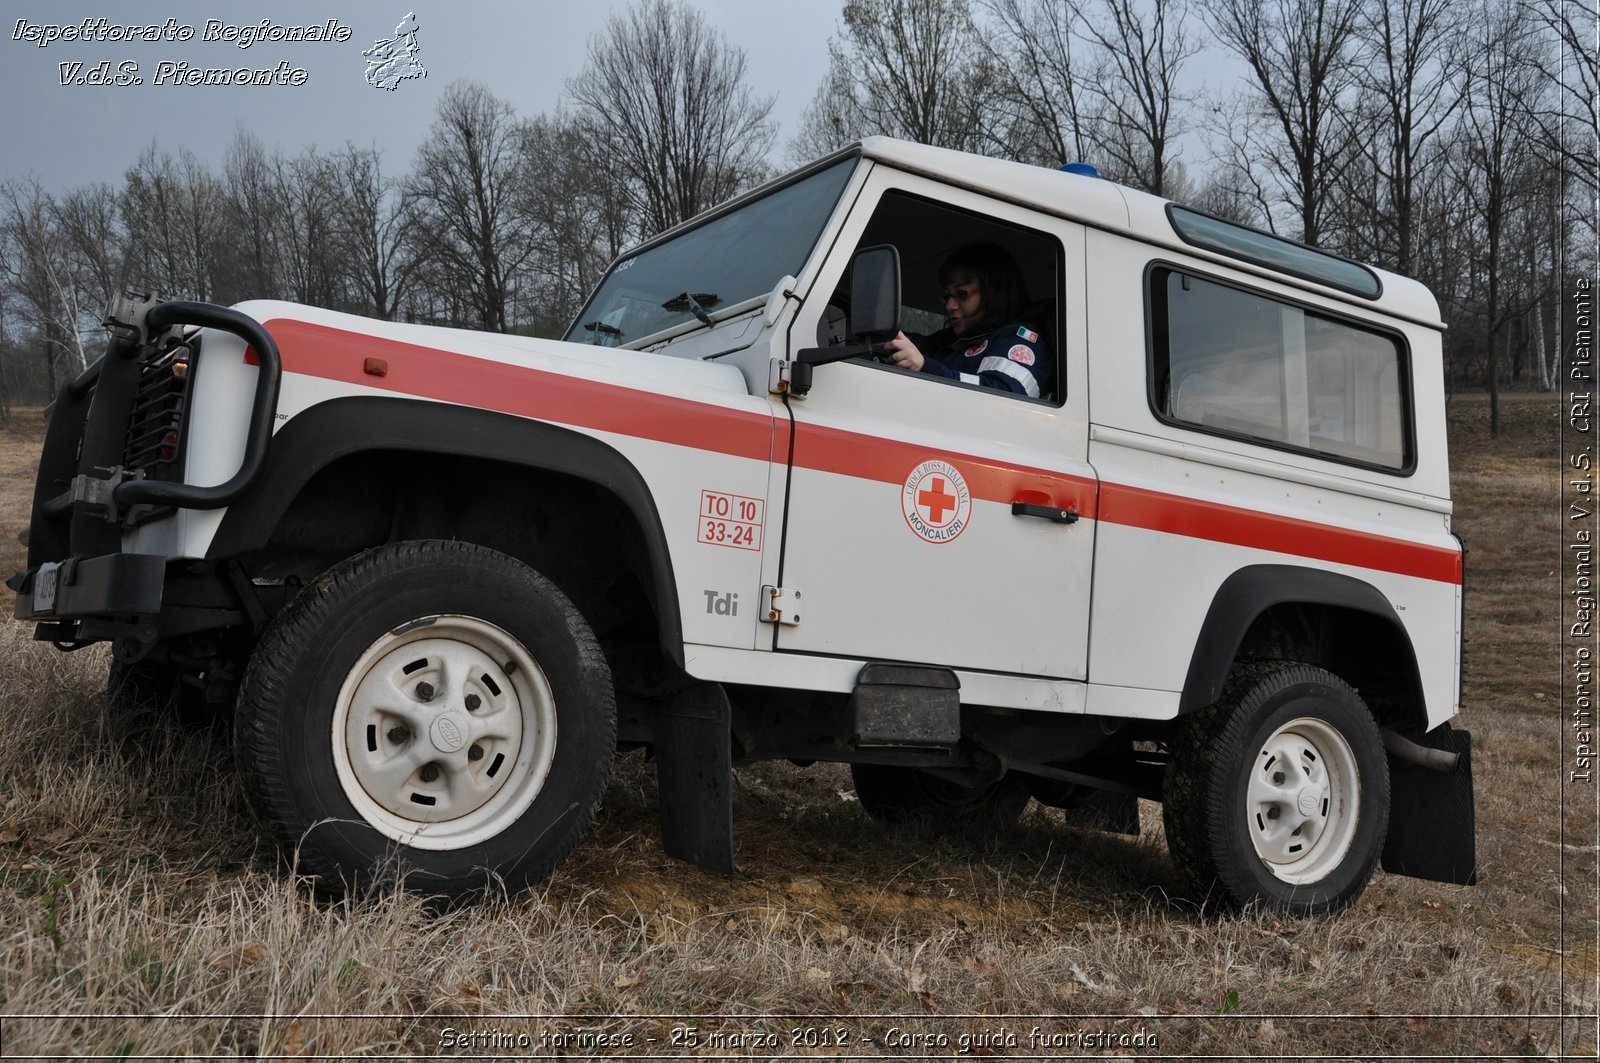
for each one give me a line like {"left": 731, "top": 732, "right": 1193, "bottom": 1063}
{"left": 565, "top": 157, "right": 857, "bottom": 347}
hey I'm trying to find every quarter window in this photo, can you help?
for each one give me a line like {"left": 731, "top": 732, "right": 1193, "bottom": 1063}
{"left": 1150, "top": 269, "right": 1409, "bottom": 471}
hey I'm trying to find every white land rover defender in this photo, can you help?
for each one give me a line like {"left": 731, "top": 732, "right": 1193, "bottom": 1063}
{"left": 11, "top": 139, "right": 1475, "bottom": 914}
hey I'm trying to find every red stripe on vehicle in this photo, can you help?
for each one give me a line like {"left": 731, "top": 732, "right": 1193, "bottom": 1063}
{"left": 254, "top": 317, "right": 1460, "bottom": 585}
{"left": 790, "top": 423, "right": 1098, "bottom": 516}
{"left": 1099, "top": 481, "right": 1462, "bottom": 584}
{"left": 792, "top": 426, "right": 1457, "bottom": 584}
{"left": 259, "top": 318, "right": 775, "bottom": 462}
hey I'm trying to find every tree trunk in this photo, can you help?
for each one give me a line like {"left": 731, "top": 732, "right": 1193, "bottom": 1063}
{"left": 1536, "top": 296, "right": 1551, "bottom": 391}
{"left": 42, "top": 321, "right": 59, "bottom": 398}
{"left": 1487, "top": 271, "right": 1500, "bottom": 438}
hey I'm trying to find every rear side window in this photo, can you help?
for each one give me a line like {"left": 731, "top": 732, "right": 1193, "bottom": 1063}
{"left": 1149, "top": 268, "right": 1411, "bottom": 472}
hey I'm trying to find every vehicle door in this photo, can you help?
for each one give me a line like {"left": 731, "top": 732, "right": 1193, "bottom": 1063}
{"left": 775, "top": 169, "right": 1096, "bottom": 680}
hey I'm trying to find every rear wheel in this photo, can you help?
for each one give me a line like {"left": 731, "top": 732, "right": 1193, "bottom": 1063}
{"left": 851, "top": 763, "right": 1031, "bottom": 831}
{"left": 1163, "top": 663, "right": 1389, "bottom": 915}
{"left": 234, "top": 540, "right": 615, "bottom": 900}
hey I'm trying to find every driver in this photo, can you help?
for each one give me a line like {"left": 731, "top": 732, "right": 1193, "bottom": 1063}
{"left": 883, "top": 242, "right": 1052, "bottom": 399}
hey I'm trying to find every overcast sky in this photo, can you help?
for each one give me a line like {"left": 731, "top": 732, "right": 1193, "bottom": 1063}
{"left": 0, "top": 0, "right": 860, "bottom": 190}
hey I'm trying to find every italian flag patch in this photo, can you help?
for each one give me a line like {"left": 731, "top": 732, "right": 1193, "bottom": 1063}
{"left": 1016, "top": 327, "right": 1039, "bottom": 343}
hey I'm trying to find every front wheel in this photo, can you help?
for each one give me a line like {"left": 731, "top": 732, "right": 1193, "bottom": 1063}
{"left": 234, "top": 541, "right": 616, "bottom": 901}
{"left": 1163, "top": 663, "right": 1389, "bottom": 916}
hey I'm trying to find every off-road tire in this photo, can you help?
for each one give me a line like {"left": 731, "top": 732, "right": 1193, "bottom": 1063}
{"left": 851, "top": 763, "right": 1031, "bottom": 831}
{"left": 1163, "top": 662, "right": 1389, "bottom": 916}
{"left": 234, "top": 540, "right": 616, "bottom": 901}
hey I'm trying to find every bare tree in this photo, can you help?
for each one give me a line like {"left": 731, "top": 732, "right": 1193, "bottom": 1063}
{"left": 120, "top": 144, "right": 224, "bottom": 301}
{"left": 987, "top": 0, "right": 1196, "bottom": 192}
{"left": 55, "top": 183, "right": 127, "bottom": 308}
{"left": 1528, "top": 0, "right": 1598, "bottom": 214}
{"left": 0, "top": 289, "right": 11, "bottom": 424}
{"left": 983, "top": 0, "right": 1096, "bottom": 166}
{"left": 328, "top": 145, "right": 417, "bottom": 321}
{"left": 1199, "top": 0, "right": 1365, "bottom": 245}
{"left": 1075, "top": 0, "right": 1197, "bottom": 195}
{"left": 407, "top": 82, "right": 537, "bottom": 332}
{"left": 1451, "top": 0, "right": 1549, "bottom": 434}
{"left": 267, "top": 149, "right": 341, "bottom": 309}
{"left": 219, "top": 131, "right": 281, "bottom": 302}
{"left": 792, "top": 0, "right": 994, "bottom": 159}
{"left": 1343, "top": 0, "right": 1461, "bottom": 274}
{"left": 1, "top": 180, "right": 82, "bottom": 392}
{"left": 568, "top": 0, "right": 776, "bottom": 235}
{"left": 518, "top": 112, "right": 637, "bottom": 335}
{"left": 1201, "top": 92, "right": 1283, "bottom": 227}
{"left": 1186, "top": 160, "right": 1272, "bottom": 225}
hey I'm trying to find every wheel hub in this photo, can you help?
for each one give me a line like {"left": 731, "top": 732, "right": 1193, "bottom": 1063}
{"left": 429, "top": 711, "right": 469, "bottom": 754}
{"left": 1245, "top": 716, "right": 1360, "bottom": 885}
{"left": 330, "top": 615, "right": 558, "bottom": 851}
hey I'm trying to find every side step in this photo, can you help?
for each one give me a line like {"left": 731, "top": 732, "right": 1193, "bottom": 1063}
{"left": 850, "top": 662, "right": 961, "bottom": 749}
{"left": 655, "top": 682, "right": 735, "bottom": 874}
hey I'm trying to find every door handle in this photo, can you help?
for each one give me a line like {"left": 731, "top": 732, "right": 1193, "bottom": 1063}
{"left": 1011, "top": 502, "right": 1078, "bottom": 524}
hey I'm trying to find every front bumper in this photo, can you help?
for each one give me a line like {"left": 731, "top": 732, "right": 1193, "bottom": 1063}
{"left": 11, "top": 553, "right": 167, "bottom": 621}
{"left": 10, "top": 297, "right": 283, "bottom": 650}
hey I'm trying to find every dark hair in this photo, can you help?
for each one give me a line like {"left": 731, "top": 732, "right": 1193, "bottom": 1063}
{"left": 938, "top": 242, "right": 1030, "bottom": 331}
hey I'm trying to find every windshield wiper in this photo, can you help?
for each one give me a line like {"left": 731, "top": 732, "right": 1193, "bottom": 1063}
{"left": 661, "top": 291, "right": 720, "bottom": 326}
{"left": 581, "top": 320, "right": 623, "bottom": 344}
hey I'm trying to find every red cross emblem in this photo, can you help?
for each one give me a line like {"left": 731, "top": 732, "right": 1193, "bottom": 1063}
{"left": 902, "top": 460, "right": 972, "bottom": 543}
{"left": 918, "top": 477, "right": 958, "bottom": 525}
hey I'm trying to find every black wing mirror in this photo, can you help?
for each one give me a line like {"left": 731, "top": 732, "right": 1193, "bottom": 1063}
{"left": 789, "top": 245, "right": 903, "bottom": 397}
{"left": 848, "top": 244, "right": 901, "bottom": 341}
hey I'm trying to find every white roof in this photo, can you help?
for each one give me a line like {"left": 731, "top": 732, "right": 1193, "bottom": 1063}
{"left": 856, "top": 137, "right": 1442, "bottom": 329}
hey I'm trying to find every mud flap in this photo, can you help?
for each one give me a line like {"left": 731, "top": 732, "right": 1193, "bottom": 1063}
{"left": 1381, "top": 725, "right": 1477, "bottom": 885}
{"left": 656, "top": 682, "right": 735, "bottom": 875}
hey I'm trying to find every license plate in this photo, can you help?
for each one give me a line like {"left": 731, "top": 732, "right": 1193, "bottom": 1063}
{"left": 33, "top": 562, "right": 59, "bottom": 614}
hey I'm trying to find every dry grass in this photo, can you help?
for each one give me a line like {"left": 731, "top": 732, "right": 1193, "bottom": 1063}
{"left": 0, "top": 391, "right": 1593, "bottom": 1059}
{"left": 0, "top": 408, "right": 47, "bottom": 580}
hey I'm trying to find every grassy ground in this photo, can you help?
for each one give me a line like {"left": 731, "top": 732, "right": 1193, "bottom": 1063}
{"left": 0, "top": 392, "right": 1593, "bottom": 1060}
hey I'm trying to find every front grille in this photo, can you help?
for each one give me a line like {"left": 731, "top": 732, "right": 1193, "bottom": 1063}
{"left": 123, "top": 345, "right": 194, "bottom": 481}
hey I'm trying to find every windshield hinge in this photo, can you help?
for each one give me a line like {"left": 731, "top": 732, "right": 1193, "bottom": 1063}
{"left": 760, "top": 585, "right": 802, "bottom": 626}
{"left": 762, "top": 274, "right": 798, "bottom": 327}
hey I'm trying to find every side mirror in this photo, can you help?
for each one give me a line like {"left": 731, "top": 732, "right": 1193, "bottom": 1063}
{"left": 787, "top": 245, "right": 902, "bottom": 398}
{"left": 850, "top": 244, "right": 901, "bottom": 341}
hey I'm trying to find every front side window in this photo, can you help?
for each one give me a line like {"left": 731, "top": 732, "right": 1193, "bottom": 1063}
{"left": 825, "top": 190, "right": 1062, "bottom": 402}
{"left": 565, "top": 157, "right": 856, "bottom": 348}
{"left": 1150, "top": 268, "right": 1410, "bottom": 471}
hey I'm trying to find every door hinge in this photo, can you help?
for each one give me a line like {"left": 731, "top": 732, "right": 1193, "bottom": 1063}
{"left": 760, "top": 585, "right": 802, "bottom": 625}
{"left": 767, "top": 358, "right": 808, "bottom": 399}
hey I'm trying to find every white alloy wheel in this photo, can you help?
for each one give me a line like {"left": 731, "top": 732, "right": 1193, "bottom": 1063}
{"left": 331, "top": 614, "right": 557, "bottom": 851}
{"left": 1244, "top": 716, "right": 1360, "bottom": 885}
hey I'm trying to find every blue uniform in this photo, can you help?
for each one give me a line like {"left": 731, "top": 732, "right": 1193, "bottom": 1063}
{"left": 913, "top": 320, "right": 1052, "bottom": 399}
